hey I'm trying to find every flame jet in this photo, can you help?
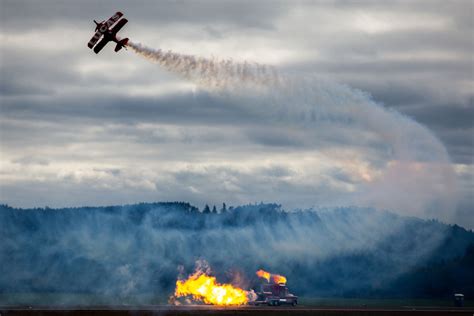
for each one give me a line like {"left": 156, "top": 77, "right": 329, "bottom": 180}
{"left": 256, "top": 269, "right": 287, "bottom": 284}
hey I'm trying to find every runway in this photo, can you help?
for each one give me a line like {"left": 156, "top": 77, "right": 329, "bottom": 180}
{"left": 1, "top": 305, "right": 473, "bottom": 315}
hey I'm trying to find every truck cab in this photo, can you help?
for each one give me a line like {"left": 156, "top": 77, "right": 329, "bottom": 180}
{"left": 253, "top": 283, "right": 298, "bottom": 306}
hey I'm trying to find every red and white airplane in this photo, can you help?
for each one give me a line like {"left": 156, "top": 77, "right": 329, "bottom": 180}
{"left": 87, "top": 12, "right": 129, "bottom": 54}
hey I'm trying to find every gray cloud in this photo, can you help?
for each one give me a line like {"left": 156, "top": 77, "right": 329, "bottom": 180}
{"left": 406, "top": 103, "right": 474, "bottom": 130}
{"left": 1, "top": 0, "right": 283, "bottom": 32}
{"left": 12, "top": 156, "right": 50, "bottom": 166}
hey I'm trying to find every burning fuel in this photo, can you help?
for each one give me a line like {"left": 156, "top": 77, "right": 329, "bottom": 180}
{"left": 272, "top": 274, "right": 287, "bottom": 285}
{"left": 256, "top": 269, "right": 287, "bottom": 284}
{"left": 171, "top": 263, "right": 293, "bottom": 306}
{"left": 174, "top": 269, "right": 249, "bottom": 306}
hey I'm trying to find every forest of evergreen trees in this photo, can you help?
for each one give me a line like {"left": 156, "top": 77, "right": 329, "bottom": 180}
{"left": 1, "top": 202, "right": 473, "bottom": 300}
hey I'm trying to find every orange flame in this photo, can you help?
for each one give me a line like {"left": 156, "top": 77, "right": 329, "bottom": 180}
{"left": 175, "top": 271, "right": 248, "bottom": 306}
{"left": 256, "top": 269, "right": 287, "bottom": 284}
{"left": 256, "top": 269, "right": 271, "bottom": 282}
{"left": 272, "top": 274, "right": 287, "bottom": 284}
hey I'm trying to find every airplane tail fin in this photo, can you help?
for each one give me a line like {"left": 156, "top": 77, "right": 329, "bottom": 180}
{"left": 115, "top": 38, "right": 129, "bottom": 52}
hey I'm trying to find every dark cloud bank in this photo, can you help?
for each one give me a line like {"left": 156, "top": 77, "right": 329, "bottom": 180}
{"left": 1, "top": 202, "right": 473, "bottom": 304}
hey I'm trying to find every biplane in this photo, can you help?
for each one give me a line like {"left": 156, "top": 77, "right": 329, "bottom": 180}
{"left": 87, "top": 12, "right": 129, "bottom": 54}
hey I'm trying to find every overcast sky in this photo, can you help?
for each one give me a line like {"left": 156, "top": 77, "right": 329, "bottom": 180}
{"left": 0, "top": 1, "right": 472, "bottom": 227}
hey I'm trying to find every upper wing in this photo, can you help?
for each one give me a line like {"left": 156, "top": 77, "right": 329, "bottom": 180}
{"left": 105, "top": 11, "right": 123, "bottom": 28}
{"left": 93, "top": 38, "right": 110, "bottom": 54}
{"left": 110, "top": 18, "right": 128, "bottom": 35}
{"left": 87, "top": 31, "right": 102, "bottom": 48}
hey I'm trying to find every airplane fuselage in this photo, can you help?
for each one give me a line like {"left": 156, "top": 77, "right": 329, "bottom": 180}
{"left": 88, "top": 12, "right": 128, "bottom": 54}
{"left": 93, "top": 21, "right": 121, "bottom": 45}
{"left": 101, "top": 30, "right": 119, "bottom": 44}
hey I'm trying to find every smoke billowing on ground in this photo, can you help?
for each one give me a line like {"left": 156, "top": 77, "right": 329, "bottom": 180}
{"left": 1, "top": 203, "right": 473, "bottom": 304}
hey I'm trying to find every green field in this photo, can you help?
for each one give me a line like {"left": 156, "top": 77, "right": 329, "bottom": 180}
{"left": 0, "top": 293, "right": 169, "bottom": 306}
{"left": 299, "top": 297, "right": 472, "bottom": 307}
{"left": 0, "top": 293, "right": 471, "bottom": 308}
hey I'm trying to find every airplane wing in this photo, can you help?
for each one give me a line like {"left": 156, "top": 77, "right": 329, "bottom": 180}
{"left": 105, "top": 11, "right": 123, "bottom": 28}
{"left": 110, "top": 18, "right": 128, "bottom": 35}
{"left": 93, "top": 38, "right": 110, "bottom": 54}
{"left": 87, "top": 31, "right": 102, "bottom": 48}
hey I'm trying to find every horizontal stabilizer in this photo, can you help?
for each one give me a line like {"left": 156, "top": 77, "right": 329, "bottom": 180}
{"left": 115, "top": 38, "right": 129, "bottom": 52}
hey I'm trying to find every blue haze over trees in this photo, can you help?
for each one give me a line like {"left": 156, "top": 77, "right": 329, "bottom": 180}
{"left": 0, "top": 202, "right": 473, "bottom": 303}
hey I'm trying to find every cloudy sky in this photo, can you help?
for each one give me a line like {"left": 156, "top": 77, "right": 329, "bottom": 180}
{"left": 0, "top": 1, "right": 472, "bottom": 227}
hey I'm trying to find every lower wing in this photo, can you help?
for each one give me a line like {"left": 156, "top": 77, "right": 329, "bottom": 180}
{"left": 87, "top": 31, "right": 102, "bottom": 48}
{"left": 93, "top": 38, "right": 110, "bottom": 54}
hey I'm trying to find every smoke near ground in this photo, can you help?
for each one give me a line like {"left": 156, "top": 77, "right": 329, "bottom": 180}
{"left": 127, "top": 41, "right": 458, "bottom": 224}
{"left": 1, "top": 203, "right": 473, "bottom": 304}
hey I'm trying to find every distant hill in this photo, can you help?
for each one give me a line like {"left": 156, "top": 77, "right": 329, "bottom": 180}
{"left": 0, "top": 202, "right": 472, "bottom": 301}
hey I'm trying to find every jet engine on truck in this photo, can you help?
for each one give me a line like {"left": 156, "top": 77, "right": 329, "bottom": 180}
{"left": 252, "top": 283, "right": 298, "bottom": 306}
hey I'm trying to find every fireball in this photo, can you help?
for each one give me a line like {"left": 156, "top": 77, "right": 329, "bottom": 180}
{"left": 175, "top": 270, "right": 249, "bottom": 306}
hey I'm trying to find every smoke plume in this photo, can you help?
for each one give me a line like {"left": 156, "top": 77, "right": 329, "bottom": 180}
{"left": 128, "top": 41, "right": 457, "bottom": 223}
{"left": 127, "top": 41, "right": 280, "bottom": 89}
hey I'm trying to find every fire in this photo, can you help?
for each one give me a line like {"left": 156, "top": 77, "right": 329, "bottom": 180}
{"left": 175, "top": 270, "right": 248, "bottom": 306}
{"left": 256, "top": 269, "right": 271, "bottom": 282}
{"left": 256, "top": 269, "right": 287, "bottom": 284}
{"left": 272, "top": 274, "right": 287, "bottom": 284}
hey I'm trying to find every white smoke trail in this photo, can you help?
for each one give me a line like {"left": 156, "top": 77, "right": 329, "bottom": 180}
{"left": 127, "top": 41, "right": 458, "bottom": 223}
{"left": 127, "top": 41, "right": 281, "bottom": 89}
